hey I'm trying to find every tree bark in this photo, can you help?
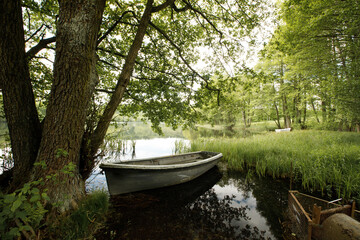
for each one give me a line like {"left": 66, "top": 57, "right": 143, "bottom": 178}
{"left": 282, "top": 93, "right": 291, "bottom": 128}
{"left": 321, "top": 100, "right": 327, "bottom": 122}
{"left": 302, "top": 101, "right": 307, "bottom": 128}
{"left": 32, "top": 0, "right": 105, "bottom": 211}
{"left": 311, "top": 99, "right": 320, "bottom": 123}
{"left": 242, "top": 110, "right": 247, "bottom": 128}
{"left": 274, "top": 101, "right": 281, "bottom": 128}
{"left": 0, "top": 0, "right": 41, "bottom": 189}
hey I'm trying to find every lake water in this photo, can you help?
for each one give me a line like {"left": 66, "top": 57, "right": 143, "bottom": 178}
{"left": 88, "top": 138, "right": 289, "bottom": 240}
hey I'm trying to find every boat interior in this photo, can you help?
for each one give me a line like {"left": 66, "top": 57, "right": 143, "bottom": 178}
{"left": 119, "top": 152, "right": 216, "bottom": 165}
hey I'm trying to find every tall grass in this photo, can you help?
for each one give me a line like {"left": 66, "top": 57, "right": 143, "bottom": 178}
{"left": 51, "top": 191, "right": 109, "bottom": 240}
{"left": 190, "top": 130, "right": 360, "bottom": 202}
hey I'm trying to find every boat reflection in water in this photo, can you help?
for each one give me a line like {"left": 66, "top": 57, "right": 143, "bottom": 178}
{"left": 97, "top": 167, "right": 276, "bottom": 240}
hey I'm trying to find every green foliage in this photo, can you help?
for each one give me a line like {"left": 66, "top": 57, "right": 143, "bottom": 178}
{"left": 0, "top": 184, "right": 109, "bottom": 240}
{"left": 53, "top": 191, "right": 109, "bottom": 240}
{"left": 19, "top": 0, "right": 271, "bottom": 139}
{"left": 190, "top": 130, "right": 360, "bottom": 203}
{"left": 0, "top": 161, "right": 82, "bottom": 239}
{"left": 55, "top": 148, "right": 69, "bottom": 158}
{"left": 0, "top": 179, "right": 49, "bottom": 240}
{"left": 253, "top": 0, "right": 360, "bottom": 130}
{"left": 94, "top": 0, "right": 269, "bottom": 133}
{"left": 107, "top": 121, "right": 184, "bottom": 140}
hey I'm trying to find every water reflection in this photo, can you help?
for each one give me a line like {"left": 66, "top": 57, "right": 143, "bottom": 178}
{"left": 102, "top": 138, "right": 189, "bottom": 162}
{"left": 88, "top": 137, "right": 288, "bottom": 239}
{"left": 219, "top": 171, "right": 288, "bottom": 239}
{"left": 96, "top": 167, "right": 287, "bottom": 240}
{"left": 86, "top": 138, "right": 189, "bottom": 192}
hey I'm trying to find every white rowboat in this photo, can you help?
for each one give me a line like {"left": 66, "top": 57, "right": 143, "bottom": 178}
{"left": 100, "top": 151, "right": 222, "bottom": 195}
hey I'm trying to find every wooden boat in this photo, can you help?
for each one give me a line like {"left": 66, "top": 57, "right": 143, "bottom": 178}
{"left": 100, "top": 151, "right": 223, "bottom": 195}
{"left": 275, "top": 128, "right": 291, "bottom": 133}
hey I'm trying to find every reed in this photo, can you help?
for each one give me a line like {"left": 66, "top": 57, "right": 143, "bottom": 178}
{"left": 190, "top": 130, "right": 360, "bottom": 202}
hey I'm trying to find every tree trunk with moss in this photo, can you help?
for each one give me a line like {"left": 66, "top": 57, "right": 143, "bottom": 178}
{"left": 0, "top": 0, "right": 42, "bottom": 189}
{"left": 32, "top": 0, "right": 105, "bottom": 210}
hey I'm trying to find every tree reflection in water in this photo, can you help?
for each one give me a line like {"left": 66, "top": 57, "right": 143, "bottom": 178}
{"left": 181, "top": 189, "right": 271, "bottom": 240}
{"left": 219, "top": 170, "right": 288, "bottom": 239}
{"left": 97, "top": 167, "right": 278, "bottom": 240}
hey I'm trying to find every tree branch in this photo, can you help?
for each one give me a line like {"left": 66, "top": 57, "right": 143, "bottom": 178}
{"left": 90, "top": 0, "right": 154, "bottom": 156}
{"left": 182, "top": 0, "right": 223, "bottom": 38}
{"left": 95, "top": 88, "right": 114, "bottom": 94}
{"left": 171, "top": 2, "right": 189, "bottom": 12}
{"left": 25, "top": 24, "right": 44, "bottom": 42}
{"left": 152, "top": 0, "right": 175, "bottom": 13}
{"left": 26, "top": 37, "right": 56, "bottom": 60}
{"left": 149, "top": 21, "right": 221, "bottom": 105}
{"left": 31, "top": 56, "right": 54, "bottom": 64}
{"left": 97, "top": 10, "right": 136, "bottom": 45}
{"left": 97, "top": 46, "right": 187, "bottom": 85}
{"left": 98, "top": 58, "right": 121, "bottom": 70}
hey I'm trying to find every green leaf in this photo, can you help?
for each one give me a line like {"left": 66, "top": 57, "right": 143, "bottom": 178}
{"left": 31, "top": 188, "right": 40, "bottom": 195}
{"left": 30, "top": 194, "right": 41, "bottom": 203}
{"left": 36, "top": 201, "right": 43, "bottom": 209}
{"left": 41, "top": 193, "right": 50, "bottom": 201}
{"left": 15, "top": 210, "right": 28, "bottom": 220}
{"left": 34, "top": 161, "right": 47, "bottom": 169}
{"left": 11, "top": 198, "right": 22, "bottom": 212}
{"left": 8, "top": 227, "right": 21, "bottom": 237}
{"left": 21, "top": 183, "right": 31, "bottom": 193}
{"left": 4, "top": 194, "right": 16, "bottom": 204}
{"left": 21, "top": 225, "right": 33, "bottom": 232}
{"left": 55, "top": 148, "right": 69, "bottom": 158}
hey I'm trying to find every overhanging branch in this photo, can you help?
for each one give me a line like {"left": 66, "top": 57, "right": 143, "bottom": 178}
{"left": 149, "top": 21, "right": 221, "bottom": 105}
{"left": 152, "top": 0, "right": 175, "bottom": 12}
{"left": 182, "top": 0, "right": 223, "bottom": 38}
{"left": 97, "top": 46, "right": 188, "bottom": 86}
{"left": 25, "top": 24, "right": 44, "bottom": 42}
{"left": 97, "top": 10, "right": 136, "bottom": 45}
{"left": 171, "top": 2, "right": 189, "bottom": 12}
{"left": 26, "top": 37, "right": 56, "bottom": 60}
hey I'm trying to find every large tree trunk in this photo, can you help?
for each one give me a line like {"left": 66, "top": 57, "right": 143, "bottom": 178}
{"left": 0, "top": 0, "right": 41, "bottom": 189}
{"left": 32, "top": 0, "right": 105, "bottom": 211}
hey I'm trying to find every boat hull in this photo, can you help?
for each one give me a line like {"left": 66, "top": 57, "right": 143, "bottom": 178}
{"left": 100, "top": 151, "right": 222, "bottom": 195}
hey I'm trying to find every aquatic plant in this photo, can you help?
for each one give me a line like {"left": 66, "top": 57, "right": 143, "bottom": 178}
{"left": 190, "top": 130, "right": 360, "bottom": 202}
{"left": 173, "top": 139, "right": 190, "bottom": 154}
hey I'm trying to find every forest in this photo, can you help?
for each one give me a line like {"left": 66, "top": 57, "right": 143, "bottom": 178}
{"left": 0, "top": 0, "right": 359, "bottom": 239}
{"left": 203, "top": 0, "right": 360, "bottom": 132}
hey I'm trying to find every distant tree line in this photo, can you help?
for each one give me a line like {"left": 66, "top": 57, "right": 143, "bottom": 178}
{"left": 201, "top": 0, "right": 360, "bottom": 132}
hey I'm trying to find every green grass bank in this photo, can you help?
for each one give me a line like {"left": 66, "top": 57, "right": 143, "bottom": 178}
{"left": 190, "top": 130, "right": 360, "bottom": 203}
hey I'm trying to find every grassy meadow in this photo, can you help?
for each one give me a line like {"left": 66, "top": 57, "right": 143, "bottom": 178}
{"left": 190, "top": 130, "right": 360, "bottom": 203}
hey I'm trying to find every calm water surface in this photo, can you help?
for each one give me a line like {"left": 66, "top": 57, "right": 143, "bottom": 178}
{"left": 88, "top": 138, "right": 288, "bottom": 240}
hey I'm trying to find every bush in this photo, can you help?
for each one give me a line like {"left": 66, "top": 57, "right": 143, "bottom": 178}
{"left": 0, "top": 179, "right": 49, "bottom": 240}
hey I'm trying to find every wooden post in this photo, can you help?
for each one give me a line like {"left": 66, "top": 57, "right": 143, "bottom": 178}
{"left": 307, "top": 223, "right": 312, "bottom": 240}
{"left": 351, "top": 201, "right": 356, "bottom": 218}
{"left": 308, "top": 204, "right": 322, "bottom": 239}
{"left": 312, "top": 204, "right": 322, "bottom": 225}
{"left": 290, "top": 160, "right": 293, "bottom": 190}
